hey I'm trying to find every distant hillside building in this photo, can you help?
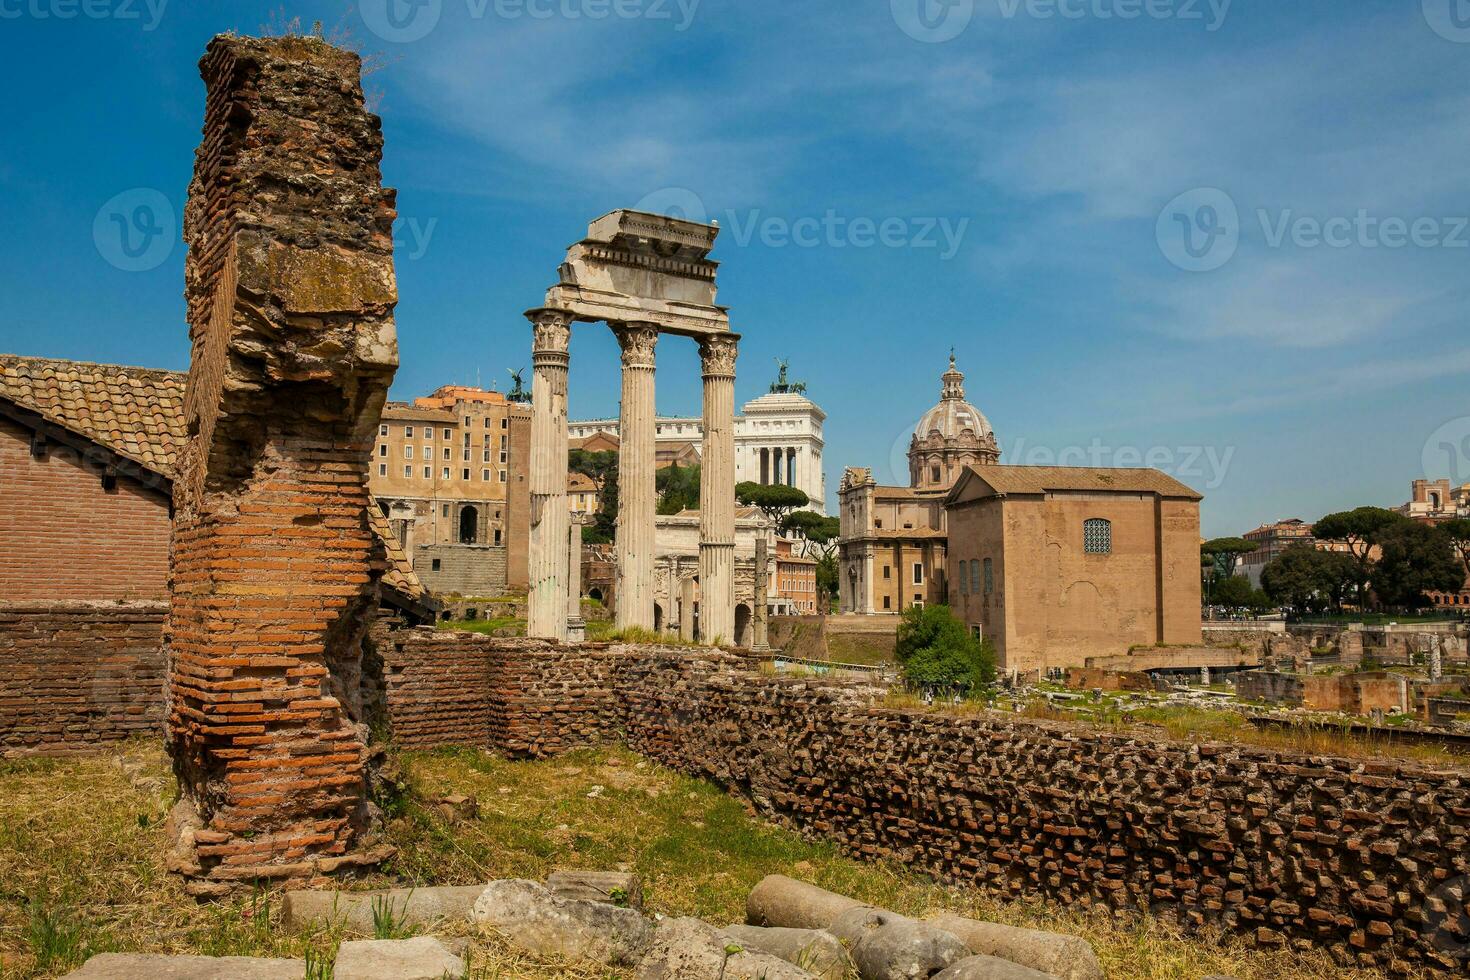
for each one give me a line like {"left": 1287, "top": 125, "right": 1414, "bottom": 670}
{"left": 368, "top": 385, "right": 531, "bottom": 597}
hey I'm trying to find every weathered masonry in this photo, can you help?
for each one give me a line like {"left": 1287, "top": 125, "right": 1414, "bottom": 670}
{"left": 371, "top": 628, "right": 1470, "bottom": 976}
{"left": 525, "top": 211, "right": 740, "bottom": 645}
{"left": 165, "top": 35, "right": 399, "bottom": 895}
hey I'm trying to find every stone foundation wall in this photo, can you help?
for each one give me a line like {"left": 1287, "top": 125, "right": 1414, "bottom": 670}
{"left": 377, "top": 629, "right": 1470, "bottom": 973}
{"left": 415, "top": 543, "right": 508, "bottom": 598}
{"left": 0, "top": 601, "right": 166, "bottom": 755}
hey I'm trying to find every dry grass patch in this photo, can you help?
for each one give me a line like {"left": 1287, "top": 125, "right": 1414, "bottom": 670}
{"left": 0, "top": 741, "right": 1405, "bottom": 979}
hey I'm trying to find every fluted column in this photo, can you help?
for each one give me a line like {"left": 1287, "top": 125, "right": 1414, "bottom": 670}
{"left": 698, "top": 333, "right": 739, "bottom": 645}
{"left": 527, "top": 309, "right": 572, "bottom": 641}
{"left": 614, "top": 323, "right": 659, "bottom": 631}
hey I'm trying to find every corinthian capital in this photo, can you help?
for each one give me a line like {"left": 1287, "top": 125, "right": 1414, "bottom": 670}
{"left": 529, "top": 309, "right": 572, "bottom": 354}
{"left": 614, "top": 322, "right": 660, "bottom": 369}
{"left": 699, "top": 333, "right": 739, "bottom": 378}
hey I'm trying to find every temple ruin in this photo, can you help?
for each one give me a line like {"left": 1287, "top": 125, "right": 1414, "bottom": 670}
{"left": 526, "top": 211, "right": 740, "bottom": 644}
{"left": 164, "top": 34, "right": 398, "bottom": 895}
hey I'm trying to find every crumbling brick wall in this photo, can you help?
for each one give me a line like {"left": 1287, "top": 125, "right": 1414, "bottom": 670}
{"left": 0, "top": 602, "right": 166, "bottom": 755}
{"left": 165, "top": 34, "right": 398, "bottom": 896}
{"left": 377, "top": 628, "right": 1470, "bottom": 973}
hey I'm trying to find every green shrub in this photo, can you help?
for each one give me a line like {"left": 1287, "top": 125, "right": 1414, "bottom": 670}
{"left": 893, "top": 605, "right": 996, "bottom": 692}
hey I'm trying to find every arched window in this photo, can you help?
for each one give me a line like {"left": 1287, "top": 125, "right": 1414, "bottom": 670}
{"left": 459, "top": 505, "right": 479, "bottom": 544}
{"left": 983, "top": 558, "right": 993, "bottom": 595}
{"left": 959, "top": 561, "right": 970, "bottom": 595}
{"left": 1084, "top": 518, "right": 1112, "bottom": 555}
{"left": 970, "top": 560, "right": 981, "bottom": 595}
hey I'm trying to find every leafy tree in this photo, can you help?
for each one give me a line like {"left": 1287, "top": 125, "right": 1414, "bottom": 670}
{"left": 1372, "top": 521, "right": 1465, "bottom": 609}
{"left": 1312, "top": 507, "right": 1409, "bottom": 604}
{"left": 656, "top": 463, "right": 701, "bottom": 515}
{"left": 1201, "top": 537, "right": 1259, "bottom": 578}
{"left": 736, "top": 482, "right": 810, "bottom": 527}
{"left": 1210, "top": 575, "right": 1260, "bottom": 613}
{"left": 894, "top": 605, "right": 996, "bottom": 691}
{"left": 1261, "top": 543, "right": 1331, "bottom": 613}
{"left": 1442, "top": 518, "right": 1470, "bottom": 580}
{"left": 814, "top": 553, "right": 840, "bottom": 610}
{"left": 782, "top": 510, "right": 842, "bottom": 560}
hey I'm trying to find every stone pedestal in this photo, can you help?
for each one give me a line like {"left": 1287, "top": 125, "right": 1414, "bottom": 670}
{"left": 752, "top": 535, "right": 770, "bottom": 652}
{"left": 614, "top": 324, "right": 658, "bottom": 632}
{"left": 679, "top": 575, "right": 697, "bottom": 643}
{"left": 567, "top": 514, "right": 587, "bottom": 643}
{"left": 527, "top": 310, "right": 572, "bottom": 641}
{"left": 698, "top": 335, "right": 739, "bottom": 646}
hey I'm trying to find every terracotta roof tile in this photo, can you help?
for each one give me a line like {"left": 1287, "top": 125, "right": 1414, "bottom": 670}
{"left": 958, "top": 464, "right": 1203, "bottom": 500}
{"left": 1, "top": 353, "right": 427, "bottom": 606}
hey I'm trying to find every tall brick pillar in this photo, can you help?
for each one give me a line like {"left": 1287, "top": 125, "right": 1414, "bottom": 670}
{"left": 165, "top": 34, "right": 399, "bottom": 896}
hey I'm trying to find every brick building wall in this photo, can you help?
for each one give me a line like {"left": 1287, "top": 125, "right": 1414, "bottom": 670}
{"left": 0, "top": 417, "right": 172, "bottom": 601}
{"left": 0, "top": 602, "right": 167, "bottom": 755}
{"left": 371, "top": 629, "right": 1470, "bottom": 973}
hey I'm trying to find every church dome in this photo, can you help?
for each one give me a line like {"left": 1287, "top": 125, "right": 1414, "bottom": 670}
{"left": 912, "top": 355, "right": 994, "bottom": 443}
{"left": 908, "top": 354, "right": 1000, "bottom": 490}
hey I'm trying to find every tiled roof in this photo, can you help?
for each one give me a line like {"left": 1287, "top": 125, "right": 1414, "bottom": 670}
{"left": 382, "top": 402, "right": 457, "bottom": 424}
{"left": 0, "top": 354, "right": 187, "bottom": 476}
{"left": 1, "top": 353, "right": 430, "bottom": 609}
{"left": 956, "top": 465, "right": 1203, "bottom": 500}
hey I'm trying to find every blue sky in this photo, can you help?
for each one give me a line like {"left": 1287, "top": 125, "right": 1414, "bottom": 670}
{"left": 2, "top": 0, "right": 1467, "bottom": 535}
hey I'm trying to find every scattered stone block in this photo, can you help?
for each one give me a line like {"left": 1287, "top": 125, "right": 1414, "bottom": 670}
{"left": 634, "top": 917, "right": 815, "bottom": 980}
{"left": 746, "top": 874, "right": 871, "bottom": 929}
{"left": 721, "top": 924, "right": 851, "bottom": 980}
{"left": 472, "top": 878, "right": 651, "bottom": 965}
{"left": 928, "top": 914, "right": 1103, "bottom": 980}
{"left": 332, "top": 937, "right": 465, "bottom": 979}
{"left": 827, "top": 907, "right": 969, "bottom": 980}
{"left": 932, "top": 954, "right": 1060, "bottom": 979}
{"left": 282, "top": 886, "right": 487, "bottom": 933}
{"left": 63, "top": 953, "right": 304, "bottom": 978}
{"left": 547, "top": 869, "right": 644, "bottom": 908}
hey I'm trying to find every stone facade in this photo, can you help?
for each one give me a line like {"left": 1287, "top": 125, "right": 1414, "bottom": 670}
{"left": 947, "top": 465, "right": 1204, "bottom": 676}
{"left": 165, "top": 34, "right": 398, "bottom": 895}
{"left": 368, "top": 629, "right": 1470, "bottom": 975}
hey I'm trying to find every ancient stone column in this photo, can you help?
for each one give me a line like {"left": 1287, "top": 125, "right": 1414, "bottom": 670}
{"left": 613, "top": 323, "right": 658, "bottom": 632}
{"left": 527, "top": 309, "right": 572, "bottom": 641}
{"left": 753, "top": 534, "right": 771, "bottom": 651}
{"left": 165, "top": 34, "right": 398, "bottom": 896}
{"left": 679, "top": 574, "right": 697, "bottom": 643}
{"left": 567, "top": 513, "right": 586, "bottom": 643}
{"left": 699, "top": 334, "right": 739, "bottom": 645}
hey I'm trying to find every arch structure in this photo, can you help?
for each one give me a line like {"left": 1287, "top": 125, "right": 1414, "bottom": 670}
{"left": 526, "top": 210, "right": 740, "bottom": 646}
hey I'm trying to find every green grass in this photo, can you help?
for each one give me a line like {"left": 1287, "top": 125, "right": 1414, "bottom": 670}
{"left": 439, "top": 616, "right": 524, "bottom": 636}
{"left": 0, "top": 741, "right": 1408, "bottom": 980}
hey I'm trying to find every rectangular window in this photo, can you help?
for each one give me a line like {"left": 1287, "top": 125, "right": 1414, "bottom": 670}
{"left": 882, "top": 566, "right": 891, "bottom": 580}
{"left": 463, "top": 450, "right": 471, "bottom": 462}
{"left": 379, "top": 424, "right": 388, "bottom": 436}
{"left": 431, "top": 558, "right": 442, "bottom": 571}
{"left": 442, "top": 504, "right": 450, "bottom": 517}
{"left": 874, "top": 519, "right": 883, "bottom": 529}
{"left": 443, "top": 428, "right": 452, "bottom": 440}
{"left": 485, "top": 417, "right": 492, "bottom": 428}
{"left": 406, "top": 425, "right": 414, "bottom": 438}
{"left": 462, "top": 468, "right": 470, "bottom": 480}
{"left": 378, "top": 444, "right": 387, "bottom": 457}
{"left": 971, "top": 626, "right": 982, "bottom": 640}
{"left": 443, "top": 447, "right": 451, "bottom": 460}
{"left": 1084, "top": 519, "right": 1113, "bottom": 555}
{"left": 494, "top": 529, "right": 502, "bottom": 545}
{"left": 501, "top": 418, "right": 508, "bottom": 430}
{"left": 483, "top": 450, "right": 491, "bottom": 463}
{"left": 913, "top": 563, "right": 923, "bottom": 585}
{"left": 378, "top": 464, "right": 386, "bottom": 477}
{"left": 424, "top": 466, "right": 432, "bottom": 478}
{"left": 443, "top": 467, "right": 451, "bottom": 480}
{"left": 499, "top": 451, "right": 508, "bottom": 464}
{"left": 882, "top": 595, "right": 891, "bottom": 610}
{"left": 404, "top": 445, "right": 413, "bottom": 459}
{"left": 403, "top": 465, "right": 412, "bottom": 478}
{"left": 482, "top": 469, "right": 491, "bottom": 481}
{"left": 499, "top": 469, "right": 507, "bottom": 482}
